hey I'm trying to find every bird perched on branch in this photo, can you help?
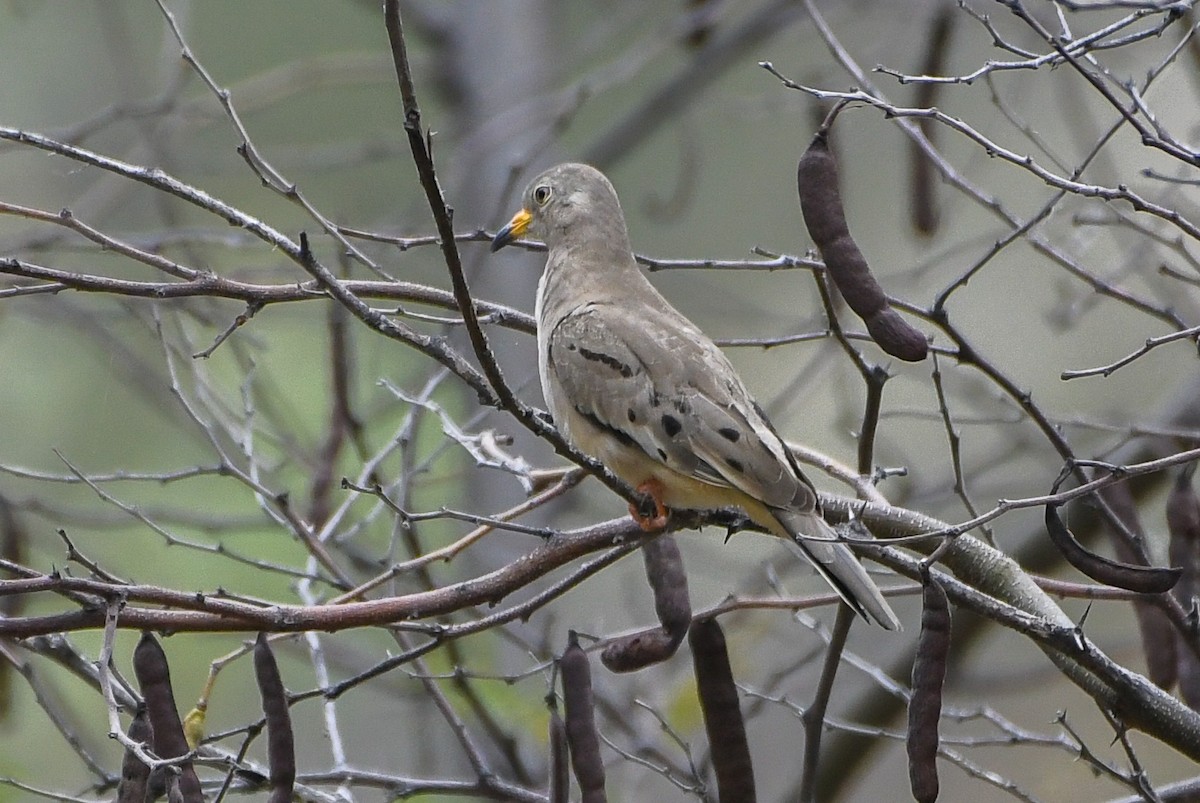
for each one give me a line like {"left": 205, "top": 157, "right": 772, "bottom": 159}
{"left": 491, "top": 163, "right": 900, "bottom": 630}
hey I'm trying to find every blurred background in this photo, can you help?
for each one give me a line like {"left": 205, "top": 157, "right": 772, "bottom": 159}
{"left": 1, "top": 1, "right": 1199, "bottom": 801}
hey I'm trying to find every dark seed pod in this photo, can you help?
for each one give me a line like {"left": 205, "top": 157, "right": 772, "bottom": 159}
{"left": 644, "top": 536, "right": 691, "bottom": 640}
{"left": 909, "top": 4, "right": 955, "bottom": 236}
{"left": 0, "top": 495, "right": 24, "bottom": 721}
{"left": 254, "top": 633, "right": 295, "bottom": 803}
{"left": 908, "top": 569, "right": 951, "bottom": 803}
{"left": 798, "top": 130, "right": 928, "bottom": 362}
{"left": 147, "top": 767, "right": 168, "bottom": 802}
{"left": 115, "top": 704, "right": 152, "bottom": 803}
{"left": 132, "top": 633, "right": 204, "bottom": 803}
{"left": 689, "top": 618, "right": 756, "bottom": 803}
{"left": 1044, "top": 501, "right": 1180, "bottom": 595}
{"left": 601, "top": 536, "right": 692, "bottom": 672}
{"left": 1168, "top": 468, "right": 1200, "bottom": 608}
{"left": 1167, "top": 468, "right": 1200, "bottom": 707}
{"left": 560, "top": 632, "right": 607, "bottom": 803}
{"left": 683, "top": 0, "right": 716, "bottom": 49}
{"left": 865, "top": 308, "right": 930, "bottom": 363}
{"left": 600, "top": 631, "right": 678, "bottom": 673}
{"left": 1098, "top": 482, "right": 1181, "bottom": 689}
{"left": 548, "top": 697, "right": 570, "bottom": 803}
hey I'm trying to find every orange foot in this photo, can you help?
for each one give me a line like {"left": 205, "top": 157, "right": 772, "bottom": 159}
{"left": 628, "top": 478, "right": 669, "bottom": 532}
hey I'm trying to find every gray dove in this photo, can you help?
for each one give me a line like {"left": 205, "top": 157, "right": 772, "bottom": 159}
{"left": 491, "top": 163, "right": 900, "bottom": 630}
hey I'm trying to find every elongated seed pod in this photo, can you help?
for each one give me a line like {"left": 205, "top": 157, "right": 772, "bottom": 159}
{"left": 560, "top": 632, "right": 606, "bottom": 803}
{"left": 548, "top": 697, "right": 570, "bottom": 803}
{"left": 1168, "top": 469, "right": 1200, "bottom": 608}
{"left": 0, "top": 495, "right": 24, "bottom": 720}
{"left": 908, "top": 570, "right": 951, "bottom": 803}
{"left": 602, "top": 536, "right": 692, "bottom": 672}
{"left": 689, "top": 618, "right": 756, "bottom": 803}
{"left": 115, "top": 705, "right": 152, "bottom": 803}
{"left": 1168, "top": 469, "right": 1200, "bottom": 707}
{"left": 1098, "top": 482, "right": 1181, "bottom": 689}
{"left": 909, "top": 4, "right": 955, "bottom": 236}
{"left": 1044, "top": 501, "right": 1180, "bottom": 595}
{"left": 645, "top": 536, "right": 691, "bottom": 640}
{"left": 798, "top": 131, "right": 928, "bottom": 362}
{"left": 254, "top": 633, "right": 295, "bottom": 803}
{"left": 132, "top": 633, "right": 204, "bottom": 803}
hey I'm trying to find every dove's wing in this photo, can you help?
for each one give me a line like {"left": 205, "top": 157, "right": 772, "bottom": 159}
{"left": 544, "top": 299, "right": 902, "bottom": 631}
{"left": 545, "top": 300, "right": 818, "bottom": 511}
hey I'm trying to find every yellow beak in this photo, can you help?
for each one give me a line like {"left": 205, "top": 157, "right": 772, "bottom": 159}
{"left": 490, "top": 208, "right": 532, "bottom": 252}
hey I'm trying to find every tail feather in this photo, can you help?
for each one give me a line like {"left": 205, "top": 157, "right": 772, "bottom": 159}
{"left": 773, "top": 508, "right": 902, "bottom": 631}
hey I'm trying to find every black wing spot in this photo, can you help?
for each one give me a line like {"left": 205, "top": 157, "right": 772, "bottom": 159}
{"left": 726, "top": 457, "right": 745, "bottom": 474}
{"left": 657, "top": 448, "right": 668, "bottom": 461}
{"left": 661, "top": 414, "right": 682, "bottom": 438}
{"left": 627, "top": 408, "right": 637, "bottom": 423}
{"left": 578, "top": 346, "right": 634, "bottom": 378}
{"left": 718, "top": 427, "right": 740, "bottom": 443}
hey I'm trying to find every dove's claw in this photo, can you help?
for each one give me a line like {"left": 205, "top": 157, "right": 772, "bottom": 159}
{"left": 629, "top": 478, "right": 669, "bottom": 532}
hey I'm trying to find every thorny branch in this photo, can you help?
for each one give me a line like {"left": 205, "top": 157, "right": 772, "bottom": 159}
{"left": 3, "top": 1, "right": 1200, "bottom": 800}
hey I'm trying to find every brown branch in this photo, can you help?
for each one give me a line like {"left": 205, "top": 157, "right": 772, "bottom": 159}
{"left": 0, "top": 517, "right": 650, "bottom": 637}
{"left": 379, "top": 1, "right": 641, "bottom": 511}
{"left": 0, "top": 256, "right": 537, "bottom": 333}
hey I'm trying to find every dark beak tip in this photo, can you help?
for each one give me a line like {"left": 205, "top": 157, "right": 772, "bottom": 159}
{"left": 490, "top": 229, "right": 511, "bottom": 253}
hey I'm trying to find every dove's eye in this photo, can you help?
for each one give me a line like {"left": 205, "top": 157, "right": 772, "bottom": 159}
{"left": 533, "top": 185, "right": 552, "bottom": 206}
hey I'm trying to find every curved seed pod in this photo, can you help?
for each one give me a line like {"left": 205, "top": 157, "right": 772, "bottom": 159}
{"left": 689, "top": 617, "right": 756, "bottom": 803}
{"left": 908, "top": 569, "right": 951, "bottom": 803}
{"left": 602, "top": 536, "right": 692, "bottom": 672}
{"left": 1044, "top": 502, "right": 1181, "bottom": 595}
{"left": 1098, "top": 481, "right": 1181, "bottom": 689}
{"left": 560, "top": 632, "right": 606, "bottom": 803}
{"left": 254, "top": 633, "right": 295, "bottom": 803}
{"left": 1168, "top": 468, "right": 1200, "bottom": 707}
{"left": 798, "top": 130, "right": 928, "bottom": 362}
{"left": 547, "top": 697, "right": 570, "bottom": 803}
{"left": 132, "top": 633, "right": 204, "bottom": 803}
{"left": 644, "top": 536, "right": 691, "bottom": 641}
{"left": 600, "top": 631, "right": 678, "bottom": 673}
{"left": 115, "top": 705, "right": 152, "bottom": 803}
{"left": 864, "top": 308, "right": 930, "bottom": 363}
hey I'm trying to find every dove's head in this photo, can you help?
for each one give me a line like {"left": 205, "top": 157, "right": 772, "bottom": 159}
{"left": 491, "top": 163, "right": 630, "bottom": 254}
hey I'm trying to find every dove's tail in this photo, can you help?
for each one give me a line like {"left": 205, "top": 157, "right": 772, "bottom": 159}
{"left": 773, "top": 508, "right": 902, "bottom": 631}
